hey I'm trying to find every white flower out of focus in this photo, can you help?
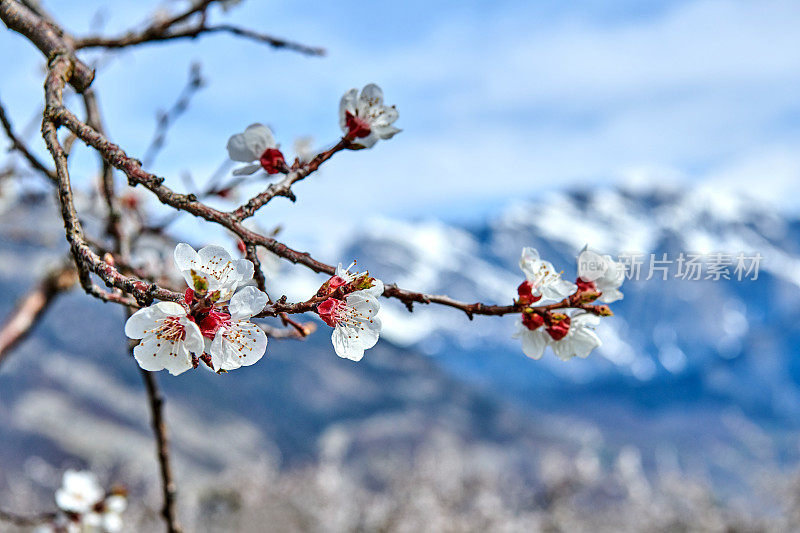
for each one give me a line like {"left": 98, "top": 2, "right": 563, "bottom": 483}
{"left": 549, "top": 312, "right": 602, "bottom": 360}
{"left": 518, "top": 247, "right": 577, "bottom": 302}
{"left": 226, "top": 123, "right": 286, "bottom": 176}
{"left": 55, "top": 470, "right": 104, "bottom": 514}
{"left": 49, "top": 470, "right": 127, "bottom": 533}
{"left": 339, "top": 84, "right": 401, "bottom": 149}
{"left": 577, "top": 247, "right": 625, "bottom": 303}
{"left": 125, "top": 301, "right": 205, "bottom": 376}
{"left": 174, "top": 243, "right": 254, "bottom": 302}
{"left": 514, "top": 311, "right": 602, "bottom": 361}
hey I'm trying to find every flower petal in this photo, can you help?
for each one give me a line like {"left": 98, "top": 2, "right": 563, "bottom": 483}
{"left": 174, "top": 242, "right": 200, "bottom": 287}
{"left": 181, "top": 317, "right": 205, "bottom": 355}
{"left": 367, "top": 105, "right": 398, "bottom": 127}
{"left": 124, "top": 302, "right": 185, "bottom": 339}
{"left": 541, "top": 278, "right": 577, "bottom": 301}
{"left": 520, "top": 329, "right": 547, "bottom": 360}
{"left": 373, "top": 125, "right": 402, "bottom": 140}
{"left": 228, "top": 286, "right": 268, "bottom": 319}
{"left": 162, "top": 344, "right": 195, "bottom": 376}
{"left": 364, "top": 278, "right": 384, "bottom": 298}
{"left": 210, "top": 320, "right": 268, "bottom": 370}
{"left": 339, "top": 88, "right": 358, "bottom": 131}
{"left": 358, "top": 83, "right": 384, "bottom": 112}
{"left": 232, "top": 163, "right": 262, "bottom": 176}
{"left": 518, "top": 247, "right": 541, "bottom": 278}
{"left": 226, "top": 123, "right": 274, "bottom": 162}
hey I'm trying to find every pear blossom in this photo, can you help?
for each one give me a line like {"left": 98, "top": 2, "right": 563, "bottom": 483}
{"left": 514, "top": 311, "right": 601, "bottom": 361}
{"left": 207, "top": 286, "right": 269, "bottom": 371}
{"left": 174, "top": 243, "right": 254, "bottom": 302}
{"left": 549, "top": 312, "right": 602, "bottom": 361}
{"left": 518, "top": 247, "right": 576, "bottom": 302}
{"left": 317, "top": 266, "right": 384, "bottom": 361}
{"left": 339, "top": 84, "right": 400, "bottom": 149}
{"left": 226, "top": 123, "right": 286, "bottom": 176}
{"left": 514, "top": 315, "right": 548, "bottom": 360}
{"left": 593, "top": 255, "right": 625, "bottom": 303}
{"left": 55, "top": 470, "right": 104, "bottom": 514}
{"left": 47, "top": 471, "right": 127, "bottom": 532}
{"left": 125, "top": 301, "right": 204, "bottom": 376}
{"left": 577, "top": 247, "right": 625, "bottom": 303}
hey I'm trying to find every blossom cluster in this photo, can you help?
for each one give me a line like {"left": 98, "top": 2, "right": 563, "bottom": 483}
{"left": 315, "top": 262, "right": 384, "bottom": 361}
{"left": 514, "top": 247, "right": 624, "bottom": 361}
{"left": 125, "top": 244, "right": 387, "bottom": 374}
{"left": 36, "top": 470, "right": 126, "bottom": 533}
{"left": 225, "top": 83, "right": 400, "bottom": 178}
{"left": 126, "top": 243, "right": 268, "bottom": 375}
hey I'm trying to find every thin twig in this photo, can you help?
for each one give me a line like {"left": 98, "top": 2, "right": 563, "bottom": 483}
{"left": 140, "top": 367, "right": 183, "bottom": 533}
{"left": 142, "top": 63, "right": 205, "bottom": 168}
{"left": 0, "top": 264, "right": 77, "bottom": 367}
{"left": 0, "top": 508, "right": 56, "bottom": 527}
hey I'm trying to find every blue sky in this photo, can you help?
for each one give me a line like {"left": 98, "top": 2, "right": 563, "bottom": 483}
{"left": 2, "top": 0, "right": 800, "bottom": 246}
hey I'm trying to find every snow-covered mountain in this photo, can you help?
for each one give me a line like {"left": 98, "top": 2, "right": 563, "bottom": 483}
{"left": 275, "top": 182, "right": 800, "bottom": 481}
{"left": 1, "top": 182, "right": 798, "bottom": 513}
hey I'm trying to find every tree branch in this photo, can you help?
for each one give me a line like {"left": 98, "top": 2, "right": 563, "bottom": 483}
{"left": 0, "top": 264, "right": 77, "bottom": 368}
{"left": 140, "top": 367, "right": 182, "bottom": 533}
{"left": 0, "top": 0, "right": 94, "bottom": 92}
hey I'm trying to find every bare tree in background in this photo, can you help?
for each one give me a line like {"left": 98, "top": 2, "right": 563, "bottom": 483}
{"left": 0, "top": 1, "right": 624, "bottom": 531}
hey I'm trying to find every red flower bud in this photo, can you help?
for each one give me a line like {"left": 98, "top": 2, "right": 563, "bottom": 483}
{"left": 576, "top": 278, "right": 597, "bottom": 293}
{"left": 184, "top": 288, "right": 195, "bottom": 304}
{"left": 522, "top": 311, "right": 544, "bottom": 330}
{"left": 237, "top": 240, "right": 247, "bottom": 254}
{"left": 545, "top": 313, "right": 571, "bottom": 341}
{"left": 517, "top": 280, "right": 542, "bottom": 305}
{"left": 259, "top": 148, "right": 286, "bottom": 174}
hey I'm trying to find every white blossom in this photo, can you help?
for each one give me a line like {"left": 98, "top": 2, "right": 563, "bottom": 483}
{"left": 208, "top": 286, "right": 269, "bottom": 371}
{"left": 174, "top": 243, "right": 253, "bottom": 301}
{"left": 55, "top": 470, "right": 104, "bottom": 515}
{"left": 577, "top": 247, "right": 625, "bottom": 303}
{"left": 339, "top": 84, "right": 400, "bottom": 149}
{"left": 226, "top": 123, "right": 280, "bottom": 176}
{"left": 513, "top": 322, "right": 549, "bottom": 360}
{"left": 594, "top": 255, "right": 625, "bottom": 303}
{"left": 550, "top": 312, "right": 602, "bottom": 361}
{"left": 125, "top": 301, "right": 204, "bottom": 376}
{"left": 519, "top": 247, "right": 576, "bottom": 301}
{"left": 319, "top": 279, "right": 384, "bottom": 361}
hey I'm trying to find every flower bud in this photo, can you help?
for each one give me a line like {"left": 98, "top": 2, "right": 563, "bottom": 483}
{"left": 517, "top": 280, "right": 542, "bottom": 306}
{"left": 545, "top": 312, "right": 571, "bottom": 341}
{"left": 595, "top": 305, "right": 614, "bottom": 317}
{"left": 259, "top": 148, "right": 286, "bottom": 174}
{"left": 522, "top": 309, "right": 544, "bottom": 330}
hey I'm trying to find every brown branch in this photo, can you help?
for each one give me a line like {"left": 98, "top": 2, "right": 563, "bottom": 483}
{"left": 140, "top": 367, "right": 183, "bottom": 533}
{"left": 0, "top": 0, "right": 94, "bottom": 92}
{"left": 75, "top": 19, "right": 325, "bottom": 57}
{"left": 0, "top": 508, "right": 56, "bottom": 527}
{"left": 0, "top": 264, "right": 77, "bottom": 367}
{"left": 83, "top": 88, "right": 127, "bottom": 257}
{"left": 260, "top": 321, "right": 316, "bottom": 339}
{"left": 0, "top": 97, "right": 56, "bottom": 182}
{"left": 43, "top": 55, "right": 179, "bottom": 307}
{"left": 232, "top": 138, "right": 350, "bottom": 220}
{"left": 142, "top": 63, "right": 205, "bottom": 168}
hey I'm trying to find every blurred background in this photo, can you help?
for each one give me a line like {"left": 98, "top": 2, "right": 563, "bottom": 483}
{"left": 1, "top": 0, "right": 800, "bottom": 530}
